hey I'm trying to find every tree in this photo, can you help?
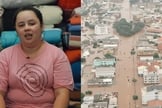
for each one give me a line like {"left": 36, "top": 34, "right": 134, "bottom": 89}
{"left": 85, "top": 21, "right": 89, "bottom": 27}
{"left": 153, "top": 53, "right": 159, "bottom": 59}
{"left": 85, "top": 90, "right": 92, "bottom": 95}
{"left": 113, "top": 19, "right": 145, "bottom": 36}
{"left": 129, "top": 0, "right": 139, "bottom": 4}
{"left": 104, "top": 53, "right": 114, "bottom": 58}
{"left": 153, "top": 34, "right": 159, "bottom": 39}
{"left": 95, "top": 57, "right": 100, "bottom": 59}
{"left": 99, "top": 40, "right": 103, "bottom": 43}
{"left": 81, "top": 58, "right": 86, "bottom": 63}
{"left": 131, "top": 48, "right": 136, "bottom": 55}
{"left": 81, "top": 93, "right": 85, "bottom": 103}
{"left": 81, "top": 10, "right": 89, "bottom": 16}
{"left": 132, "top": 78, "right": 137, "bottom": 83}
{"left": 93, "top": 42, "right": 98, "bottom": 48}
{"left": 133, "top": 95, "right": 138, "bottom": 100}
{"left": 91, "top": 3, "right": 100, "bottom": 9}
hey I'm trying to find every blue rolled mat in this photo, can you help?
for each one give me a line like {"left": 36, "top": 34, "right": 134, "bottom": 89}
{"left": 67, "top": 24, "right": 81, "bottom": 32}
{"left": 0, "top": 28, "right": 62, "bottom": 48}
{"left": 71, "top": 61, "right": 81, "bottom": 90}
{"left": 43, "top": 28, "right": 62, "bottom": 45}
{"left": 0, "top": 31, "right": 20, "bottom": 48}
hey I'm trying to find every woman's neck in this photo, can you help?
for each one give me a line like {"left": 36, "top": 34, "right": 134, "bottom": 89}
{"left": 21, "top": 41, "right": 44, "bottom": 57}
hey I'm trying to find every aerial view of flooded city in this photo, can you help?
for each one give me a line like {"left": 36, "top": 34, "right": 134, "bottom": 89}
{"left": 81, "top": 0, "right": 162, "bottom": 108}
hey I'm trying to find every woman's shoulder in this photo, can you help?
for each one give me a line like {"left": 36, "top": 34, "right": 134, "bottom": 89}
{"left": 44, "top": 42, "right": 63, "bottom": 52}
{"left": 0, "top": 44, "right": 19, "bottom": 53}
{"left": 0, "top": 44, "right": 19, "bottom": 60}
{"left": 44, "top": 42, "right": 66, "bottom": 57}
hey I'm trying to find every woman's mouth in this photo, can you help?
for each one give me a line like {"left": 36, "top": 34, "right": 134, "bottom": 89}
{"left": 24, "top": 33, "right": 33, "bottom": 40}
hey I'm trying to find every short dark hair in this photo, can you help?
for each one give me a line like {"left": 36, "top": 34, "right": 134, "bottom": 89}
{"left": 13, "top": 6, "right": 43, "bottom": 26}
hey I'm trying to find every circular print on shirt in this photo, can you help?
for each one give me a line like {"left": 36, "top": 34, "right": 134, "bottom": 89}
{"left": 17, "top": 63, "right": 48, "bottom": 97}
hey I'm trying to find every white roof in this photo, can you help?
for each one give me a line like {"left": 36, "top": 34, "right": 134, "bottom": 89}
{"left": 81, "top": 103, "right": 89, "bottom": 108}
{"left": 103, "top": 78, "right": 112, "bottom": 82}
{"left": 82, "top": 50, "right": 90, "bottom": 57}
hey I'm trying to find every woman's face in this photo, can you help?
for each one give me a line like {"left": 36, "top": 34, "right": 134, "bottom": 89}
{"left": 15, "top": 10, "right": 43, "bottom": 46}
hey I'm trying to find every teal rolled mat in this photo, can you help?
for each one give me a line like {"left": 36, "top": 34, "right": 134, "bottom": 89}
{"left": 0, "top": 28, "right": 62, "bottom": 49}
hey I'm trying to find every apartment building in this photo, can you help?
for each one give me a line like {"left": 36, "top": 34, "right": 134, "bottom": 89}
{"left": 95, "top": 67, "right": 115, "bottom": 78}
{"left": 142, "top": 85, "right": 162, "bottom": 106}
{"left": 93, "top": 58, "right": 116, "bottom": 67}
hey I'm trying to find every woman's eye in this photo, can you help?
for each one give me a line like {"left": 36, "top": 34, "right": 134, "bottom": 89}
{"left": 29, "top": 23, "right": 35, "bottom": 26}
{"left": 18, "top": 24, "right": 25, "bottom": 27}
{"left": 28, "top": 21, "right": 36, "bottom": 26}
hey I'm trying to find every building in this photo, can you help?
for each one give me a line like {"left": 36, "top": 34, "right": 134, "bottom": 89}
{"left": 143, "top": 72, "right": 160, "bottom": 84}
{"left": 142, "top": 85, "right": 162, "bottom": 105}
{"left": 108, "top": 96, "right": 118, "bottom": 108}
{"left": 93, "top": 58, "right": 116, "bottom": 68}
{"left": 87, "top": 78, "right": 113, "bottom": 86}
{"left": 83, "top": 95, "right": 94, "bottom": 104}
{"left": 137, "top": 46, "right": 158, "bottom": 56}
{"left": 137, "top": 61, "right": 161, "bottom": 84}
{"left": 95, "top": 67, "right": 115, "bottom": 78}
{"left": 139, "top": 56, "right": 154, "bottom": 61}
{"left": 94, "top": 24, "right": 109, "bottom": 35}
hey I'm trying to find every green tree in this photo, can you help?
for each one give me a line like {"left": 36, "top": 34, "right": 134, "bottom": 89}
{"left": 153, "top": 53, "right": 159, "bottom": 59}
{"left": 81, "top": 93, "right": 85, "bottom": 103}
{"left": 113, "top": 19, "right": 145, "bottom": 36}
{"left": 84, "top": 21, "right": 89, "bottom": 27}
{"left": 104, "top": 53, "right": 114, "bottom": 58}
{"left": 133, "top": 22, "right": 145, "bottom": 33}
{"left": 129, "top": 0, "right": 139, "bottom": 4}
{"left": 95, "top": 57, "right": 101, "bottom": 59}
{"left": 91, "top": 3, "right": 100, "bottom": 9}
{"left": 131, "top": 49, "right": 135, "bottom": 55}
{"left": 133, "top": 95, "right": 138, "bottom": 100}
{"left": 132, "top": 78, "right": 137, "bottom": 83}
{"left": 85, "top": 90, "right": 92, "bottom": 95}
{"left": 81, "top": 58, "right": 86, "bottom": 63}
{"left": 93, "top": 42, "right": 98, "bottom": 48}
{"left": 81, "top": 10, "right": 89, "bottom": 16}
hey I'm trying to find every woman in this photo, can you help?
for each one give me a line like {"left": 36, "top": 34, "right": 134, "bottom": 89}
{"left": 0, "top": 7, "right": 74, "bottom": 108}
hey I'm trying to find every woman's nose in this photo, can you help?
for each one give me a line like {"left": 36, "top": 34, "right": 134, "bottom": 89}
{"left": 24, "top": 24, "right": 31, "bottom": 31}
